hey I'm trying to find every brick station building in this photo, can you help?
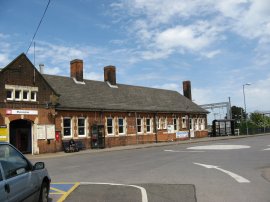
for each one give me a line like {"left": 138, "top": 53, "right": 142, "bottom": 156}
{"left": 0, "top": 53, "right": 208, "bottom": 154}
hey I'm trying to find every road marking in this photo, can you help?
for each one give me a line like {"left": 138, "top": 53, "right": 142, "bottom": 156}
{"left": 164, "top": 150, "right": 205, "bottom": 153}
{"left": 194, "top": 162, "right": 250, "bottom": 183}
{"left": 188, "top": 145, "right": 250, "bottom": 150}
{"left": 263, "top": 145, "right": 270, "bottom": 150}
{"left": 50, "top": 182, "right": 80, "bottom": 202}
{"left": 80, "top": 182, "right": 148, "bottom": 202}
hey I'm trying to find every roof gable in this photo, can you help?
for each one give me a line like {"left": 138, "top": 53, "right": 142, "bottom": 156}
{"left": 1, "top": 53, "right": 58, "bottom": 96}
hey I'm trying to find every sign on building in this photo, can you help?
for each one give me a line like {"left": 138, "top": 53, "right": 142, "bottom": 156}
{"left": 6, "top": 109, "right": 38, "bottom": 115}
{"left": 37, "top": 125, "right": 55, "bottom": 140}
{"left": 176, "top": 131, "right": 189, "bottom": 138}
{"left": 0, "top": 125, "right": 8, "bottom": 142}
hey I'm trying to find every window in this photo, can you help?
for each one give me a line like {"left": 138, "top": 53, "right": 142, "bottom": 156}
{"left": 189, "top": 118, "right": 193, "bottom": 130}
{"left": 107, "top": 117, "right": 114, "bottom": 135}
{"left": 194, "top": 119, "right": 198, "bottom": 130}
{"left": 182, "top": 117, "right": 187, "bottom": 128}
{"left": 15, "top": 90, "right": 21, "bottom": 100}
{"left": 6, "top": 89, "right": 13, "bottom": 100}
{"left": 137, "top": 118, "right": 142, "bottom": 133}
{"left": 23, "top": 90, "right": 29, "bottom": 101}
{"left": 78, "top": 118, "right": 85, "bottom": 136}
{"left": 63, "top": 118, "right": 72, "bottom": 137}
{"left": 173, "top": 118, "right": 177, "bottom": 131}
{"left": 0, "top": 145, "right": 30, "bottom": 179}
{"left": 163, "top": 117, "right": 167, "bottom": 129}
{"left": 146, "top": 118, "right": 151, "bottom": 133}
{"left": 118, "top": 117, "right": 125, "bottom": 135}
{"left": 158, "top": 118, "right": 162, "bottom": 129}
{"left": 5, "top": 85, "right": 38, "bottom": 102}
{"left": 201, "top": 118, "right": 205, "bottom": 130}
{"left": 0, "top": 167, "right": 2, "bottom": 181}
{"left": 31, "top": 91, "right": 37, "bottom": 101}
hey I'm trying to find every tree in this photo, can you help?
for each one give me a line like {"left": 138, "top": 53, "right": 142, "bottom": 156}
{"left": 231, "top": 106, "right": 246, "bottom": 122}
{"left": 250, "top": 112, "right": 270, "bottom": 127}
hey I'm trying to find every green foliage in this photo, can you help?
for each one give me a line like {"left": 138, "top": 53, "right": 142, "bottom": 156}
{"left": 250, "top": 112, "right": 270, "bottom": 127}
{"left": 231, "top": 105, "right": 246, "bottom": 121}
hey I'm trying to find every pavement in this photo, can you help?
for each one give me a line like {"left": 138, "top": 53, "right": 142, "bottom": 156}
{"left": 26, "top": 133, "right": 270, "bottom": 160}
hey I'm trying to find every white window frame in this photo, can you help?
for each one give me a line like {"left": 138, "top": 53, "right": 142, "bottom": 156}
{"left": 173, "top": 117, "right": 178, "bottom": 131}
{"left": 182, "top": 117, "right": 187, "bottom": 128}
{"left": 106, "top": 117, "right": 114, "bottom": 136}
{"left": 189, "top": 118, "right": 194, "bottom": 130}
{"left": 30, "top": 91, "right": 37, "bottom": 101}
{"left": 163, "top": 117, "right": 167, "bottom": 129}
{"left": 146, "top": 118, "right": 152, "bottom": 133}
{"left": 63, "top": 117, "right": 72, "bottom": 138}
{"left": 136, "top": 118, "right": 143, "bottom": 134}
{"left": 5, "top": 85, "right": 38, "bottom": 102}
{"left": 118, "top": 117, "right": 126, "bottom": 135}
{"left": 195, "top": 118, "right": 199, "bottom": 130}
{"left": 14, "top": 89, "right": 21, "bottom": 101}
{"left": 201, "top": 118, "right": 205, "bottom": 130}
{"left": 157, "top": 117, "right": 162, "bottom": 129}
{"left": 78, "top": 117, "right": 86, "bottom": 137}
{"left": 22, "top": 90, "right": 29, "bottom": 101}
{"left": 6, "top": 89, "right": 13, "bottom": 100}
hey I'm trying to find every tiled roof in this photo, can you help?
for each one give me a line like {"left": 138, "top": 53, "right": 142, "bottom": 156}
{"left": 43, "top": 74, "right": 208, "bottom": 113}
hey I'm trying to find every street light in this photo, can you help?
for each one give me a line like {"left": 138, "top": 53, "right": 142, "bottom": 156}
{"left": 243, "top": 83, "right": 251, "bottom": 135}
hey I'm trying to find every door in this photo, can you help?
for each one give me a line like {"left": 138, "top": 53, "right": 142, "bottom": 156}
{"left": 189, "top": 118, "right": 195, "bottom": 138}
{"left": 0, "top": 166, "right": 8, "bottom": 202}
{"left": 0, "top": 144, "right": 35, "bottom": 202}
{"left": 9, "top": 120, "right": 32, "bottom": 153}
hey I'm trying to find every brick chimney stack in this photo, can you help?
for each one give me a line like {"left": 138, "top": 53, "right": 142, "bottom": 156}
{"left": 183, "top": 80, "right": 192, "bottom": 100}
{"left": 70, "top": 59, "right": 83, "bottom": 82}
{"left": 104, "top": 65, "right": 116, "bottom": 85}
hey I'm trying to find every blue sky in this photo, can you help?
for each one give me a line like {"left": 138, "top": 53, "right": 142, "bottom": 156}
{"left": 0, "top": 0, "right": 270, "bottom": 119}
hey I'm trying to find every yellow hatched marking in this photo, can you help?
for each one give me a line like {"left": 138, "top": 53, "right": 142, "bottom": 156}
{"left": 57, "top": 182, "right": 80, "bottom": 202}
{"left": 50, "top": 187, "right": 66, "bottom": 194}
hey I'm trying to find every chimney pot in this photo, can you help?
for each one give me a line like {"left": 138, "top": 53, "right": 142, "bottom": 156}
{"left": 39, "top": 64, "right": 44, "bottom": 74}
{"left": 70, "top": 59, "right": 83, "bottom": 82}
{"left": 183, "top": 80, "right": 192, "bottom": 100}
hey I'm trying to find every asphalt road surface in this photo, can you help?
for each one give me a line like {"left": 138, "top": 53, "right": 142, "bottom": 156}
{"left": 34, "top": 135, "right": 270, "bottom": 202}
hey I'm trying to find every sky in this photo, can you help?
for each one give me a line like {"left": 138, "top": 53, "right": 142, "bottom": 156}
{"left": 0, "top": 0, "right": 270, "bottom": 119}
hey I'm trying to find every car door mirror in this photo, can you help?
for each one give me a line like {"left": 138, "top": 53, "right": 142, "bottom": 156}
{"left": 34, "top": 162, "right": 45, "bottom": 170}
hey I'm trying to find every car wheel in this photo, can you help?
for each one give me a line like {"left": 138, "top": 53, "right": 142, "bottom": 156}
{"left": 39, "top": 182, "right": 49, "bottom": 202}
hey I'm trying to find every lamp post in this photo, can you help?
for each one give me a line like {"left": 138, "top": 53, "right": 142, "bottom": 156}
{"left": 243, "top": 83, "right": 251, "bottom": 135}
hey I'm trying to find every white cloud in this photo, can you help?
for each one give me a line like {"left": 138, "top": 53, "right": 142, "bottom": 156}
{"left": 201, "top": 50, "right": 221, "bottom": 58}
{"left": 114, "top": 0, "right": 270, "bottom": 64}
{"left": 155, "top": 22, "right": 219, "bottom": 52}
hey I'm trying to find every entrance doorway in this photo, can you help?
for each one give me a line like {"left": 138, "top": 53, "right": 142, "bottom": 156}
{"left": 9, "top": 119, "right": 32, "bottom": 153}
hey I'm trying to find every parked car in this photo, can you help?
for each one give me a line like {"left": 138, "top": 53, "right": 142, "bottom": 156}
{"left": 0, "top": 142, "right": 51, "bottom": 202}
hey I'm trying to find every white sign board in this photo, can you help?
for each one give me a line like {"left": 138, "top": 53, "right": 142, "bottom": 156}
{"left": 46, "top": 125, "right": 55, "bottom": 139}
{"left": 6, "top": 109, "right": 38, "bottom": 115}
{"left": 176, "top": 131, "right": 189, "bottom": 138}
{"left": 37, "top": 125, "right": 46, "bottom": 140}
{"left": 167, "top": 125, "right": 174, "bottom": 133}
{"left": 37, "top": 125, "right": 55, "bottom": 140}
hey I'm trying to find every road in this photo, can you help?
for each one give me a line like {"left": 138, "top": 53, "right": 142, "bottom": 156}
{"left": 35, "top": 135, "right": 270, "bottom": 202}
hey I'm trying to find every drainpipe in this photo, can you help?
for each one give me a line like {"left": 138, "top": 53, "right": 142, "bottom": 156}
{"left": 135, "top": 112, "right": 138, "bottom": 144}
{"left": 187, "top": 114, "right": 191, "bottom": 139}
{"left": 154, "top": 113, "right": 158, "bottom": 143}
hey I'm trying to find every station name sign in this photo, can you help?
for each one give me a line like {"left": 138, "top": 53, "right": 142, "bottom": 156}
{"left": 6, "top": 109, "right": 38, "bottom": 115}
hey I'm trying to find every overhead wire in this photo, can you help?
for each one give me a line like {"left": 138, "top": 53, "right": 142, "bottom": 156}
{"left": 26, "top": 0, "right": 51, "bottom": 55}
